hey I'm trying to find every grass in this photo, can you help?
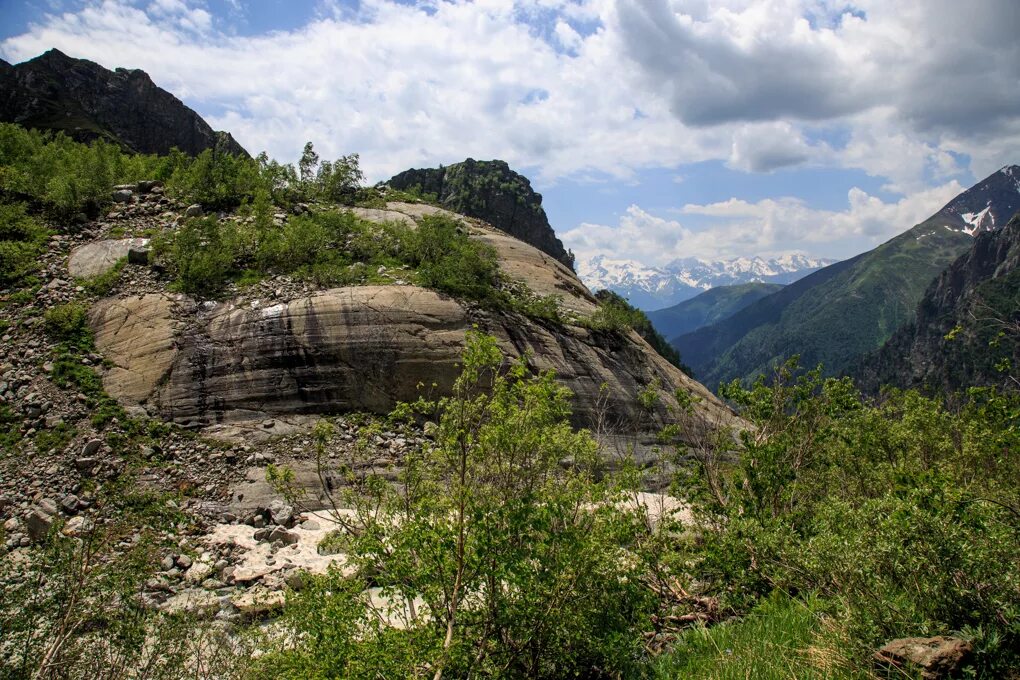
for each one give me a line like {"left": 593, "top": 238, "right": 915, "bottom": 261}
{"left": 80, "top": 258, "right": 126, "bottom": 296}
{"left": 651, "top": 593, "right": 865, "bottom": 680}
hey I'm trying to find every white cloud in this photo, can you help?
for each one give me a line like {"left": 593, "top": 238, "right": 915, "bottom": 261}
{"left": 562, "top": 181, "right": 965, "bottom": 263}
{"left": 1, "top": 0, "right": 1016, "bottom": 260}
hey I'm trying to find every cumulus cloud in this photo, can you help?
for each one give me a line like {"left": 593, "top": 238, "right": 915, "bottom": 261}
{"left": 562, "top": 181, "right": 965, "bottom": 263}
{"left": 1, "top": 0, "right": 1016, "bottom": 260}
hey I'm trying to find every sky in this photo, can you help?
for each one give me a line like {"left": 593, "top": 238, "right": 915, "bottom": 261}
{"left": 2, "top": 0, "right": 1019, "bottom": 266}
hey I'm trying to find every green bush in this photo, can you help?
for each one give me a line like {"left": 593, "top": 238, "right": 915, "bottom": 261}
{"left": 676, "top": 363, "right": 1020, "bottom": 674}
{"left": 0, "top": 123, "right": 166, "bottom": 220}
{"left": 43, "top": 302, "right": 92, "bottom": 348}
{"left": 257, "top": 332, "right": 659, "bottom": 678}
{"left": 404, "top": 214, "right": 500, "bottom": 302}
{"left": 0, "top": 201, "right": 50, "bottom": 284}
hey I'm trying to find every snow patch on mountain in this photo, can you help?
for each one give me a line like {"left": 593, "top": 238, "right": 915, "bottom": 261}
{"left": 578, "top": 253, "right": 837, "bottom": 310}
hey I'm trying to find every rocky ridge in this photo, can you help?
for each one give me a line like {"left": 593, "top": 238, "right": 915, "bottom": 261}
{"left": 0, "top": 49, "right": 247, "bottom": 157}
{"left": 387, "top": 159, "right": 573, "bottom": 269}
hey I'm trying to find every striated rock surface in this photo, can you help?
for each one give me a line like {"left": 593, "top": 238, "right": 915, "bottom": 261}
{"left": 68, "top": 238, "right": 149, "bottom": 279}
{"left": 387, "top": 159, "right": 574, "bottom": 269}
{"left": 0, "top": 49, "right": 247, "bottom": 157}
{"left": 87, "top": 201, "right": 735, "bottom": 463}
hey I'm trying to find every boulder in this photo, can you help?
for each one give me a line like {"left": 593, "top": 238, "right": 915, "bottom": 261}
{"left": 112, "top": 189, "right": 133, "bottom": 203}
{"left": 875, "top": 636, "right": 973, "bottom": 679}
{"left": 68, "top": 238, "right": 149, "bottom": 279}
{"left": 127, "top": 244, "right": 150, "bottom": 265}
{"left": 184, "top": 204, "right": 203, "bottom": 218}
{"left": 26, "top": 508, "right": 54, "bottom": 541}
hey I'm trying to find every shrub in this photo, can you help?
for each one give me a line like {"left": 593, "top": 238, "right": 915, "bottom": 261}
{"left": 257, "top": 332, "right": 659, "bottom": 678}
{"left": 0, "top": 201, "right": 49, "bottom": 284}
{"left": 405, "top": 214, "right": 500, "bottom": 302}
{"left": 677, "top": 362, "right": 1020, "bottom": 674}
{"left": 43, "top": 302, "right": 92, "bottom": 348}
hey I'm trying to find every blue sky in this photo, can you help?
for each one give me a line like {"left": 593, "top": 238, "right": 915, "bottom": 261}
{"left": 2, "top": 0, "right": 1017, "bottom": 265}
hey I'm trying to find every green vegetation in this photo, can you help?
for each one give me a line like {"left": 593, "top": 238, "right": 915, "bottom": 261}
{"left": 258, "top": 332, "right": 664, "bottom": 678}
{"left": 43, "top": 302, "right": 92, "bottom": 349}
{"left": 652, "top": 593, "right": 864, "bottom": 679}
{"left": 647, "top": 281, "right": 784, "bottom": 340}
{"left": 657, "top": 361, "right": 1020, "bottom": 676}
{"left": 677, "top": 222, "right": 975, "bottom": 388}
{"left": 0, "top": 201, "right": 50, "bottom": 285}
{"left": 586, "top": 290, "right": 688, "bottom": 371}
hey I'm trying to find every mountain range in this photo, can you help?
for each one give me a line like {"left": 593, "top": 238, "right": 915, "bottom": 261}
{"left": 646, "top": 282, "right": 784, "bottom": 340}
{"left": 673, "top": 165, "right": 1020, "bottom": 388}
{"left": 577, "top": 253, "right": 834, "bottom": 310}
{"left": 857, "top": 212, "right": 1020, "bottom": 393}
{"left": 0, "top": 49, "right": 247, "bottom": 157}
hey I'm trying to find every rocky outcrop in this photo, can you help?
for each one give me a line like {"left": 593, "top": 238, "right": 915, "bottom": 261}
{"left": 89, "top": 202, "right": 733, "bottom": 448}
{"left": 92, "top": 286, "right": 732, "bottom": 443}
{"left": 387, "top": 159, "right": 573, "bottom": 269}
{"left": 874, "top": 636, "right": 973, "bottom": 679}
{"left": 0, "top": 49, "right": 247, "bottom": 157}
{"left": 67, "top": 238, "right": 149, "bottom": 279}
{"left": 859, "top": 213, "right": 1020, "bottom": 392}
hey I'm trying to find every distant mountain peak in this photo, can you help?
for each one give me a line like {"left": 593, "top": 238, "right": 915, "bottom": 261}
{"left": 577, "top": 253, "right": 836, "bottom": 310}
{"left": 932, "top": 165, "right": 1020, "bottom": 236}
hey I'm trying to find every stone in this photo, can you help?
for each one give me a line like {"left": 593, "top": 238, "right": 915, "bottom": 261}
{"left": 127, "top": 245, "right": 150, "bottom": 265}
{"left": 67, "top": 238, "right": 148, "bottom": 279}
{"left": 37, "top": 498, "right": 58, "bottom": 516}
{"left": 161, "top": 555, "right": 176, "bottom": 571}
{"left": 267, "top": 500, "right": 293, "bottom": 527}
{"left": 268, "top": 526, "right": 299, "bottom": 546}
{"left": 176, "top": 554, "right": 193, "bottom": 570}
{"left": 112, "top": 189, "right": 133, "bottom": 203}
{"left": 59, "top": 494, "right": 80, "bottom": 515}
{"left": 26, "top": 508, "right": 53, "bottom": 541}
{"left": 61, "top": 515, "right": 89, "bottom": 537}
{"left": 184, "top": 204, "right": 204, "bottom": 218}
{"left": 82, "top": 439, "right": 102, "bottom": 457}
{"left": 231, "top": 587, "right": 285, "bottom": 617}
{"left": 74, "top": 457, "right": 98, "bottom": 476}
{"left": 875, "top": 636, "right": 974, "bottom": 679}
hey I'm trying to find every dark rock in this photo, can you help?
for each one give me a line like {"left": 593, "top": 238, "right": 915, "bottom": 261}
{"left": 82, "top": 439, "right": 102, "bottom": 457}
{"left": 127, "top": 245, "right": 150, "bottom": 265}
{"left": 184, "top": 204, "right": 203, "bottom": 218}
{"left": 875, "top": 636, "right": 973, "bottom": 679}
{"left": 268, "top": 526, "right": 299, "bottom": 545}
{"left": 112, "top": 189, "right": 133, "bottom": 203}
{"left": 0, "top": 49, "right": 248, "bottom": 157}
{"left": 59, "top": 494, "right": 80, "bottom": 515}
{"left": 388, "top": 159, "right": 574, "bottom": 269}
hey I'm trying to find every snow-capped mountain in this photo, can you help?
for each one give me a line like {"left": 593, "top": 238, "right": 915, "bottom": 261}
{"left": 578, "top": 253, "right": 837, "bottom": 310}
{"left": 934, "top": 164, "right": 1020, "bottom": 236}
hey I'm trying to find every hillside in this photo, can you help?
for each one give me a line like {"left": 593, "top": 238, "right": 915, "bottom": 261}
{"left": 674, "top": 166, "right": 1020, "bottom": 388}
{"left": 647, "top": 282, "right": 783, "bottom": 339}
{"left": 387, "top": 159, "right": 573, "bottom": 268}
{"left": 858, "top": 213, "right": 1020, "bottom": 392}
{"left": 0, "top": 49, "right": 247, "bottom": 156}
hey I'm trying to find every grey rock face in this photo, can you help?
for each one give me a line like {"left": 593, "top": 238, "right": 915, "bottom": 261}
{"left": 388, "top": 159, "right": 574, "bottom": 269}
{"left": 0, "top": 49, "right": 248, "bottom": 157}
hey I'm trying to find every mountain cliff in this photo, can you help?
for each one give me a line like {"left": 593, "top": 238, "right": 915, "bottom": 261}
{"left": 673, "top": 165, "right": 1020, "bottom": 388}
{"left": 387, "top": 159, "right": 573, "bottom": 268}
{"left": 0, "top": 49, "right": 247, "bottom": 157}
{"left": 858, "top": 213, "right": 1020, "bottom": 392}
